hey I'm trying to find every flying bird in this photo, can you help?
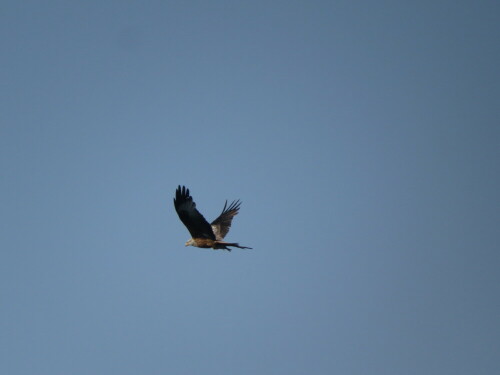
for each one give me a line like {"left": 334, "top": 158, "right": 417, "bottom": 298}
{"left": 173, "top": 185, "right": 252, "bottom": 251}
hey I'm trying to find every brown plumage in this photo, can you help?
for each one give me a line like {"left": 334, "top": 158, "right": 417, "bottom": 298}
{"left": 173, "top": 186, "right": 252, "bottom": 251}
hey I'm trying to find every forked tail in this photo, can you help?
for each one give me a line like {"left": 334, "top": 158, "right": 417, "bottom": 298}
{"left": 215, "top": 241, "right": 252, "bottom": 251}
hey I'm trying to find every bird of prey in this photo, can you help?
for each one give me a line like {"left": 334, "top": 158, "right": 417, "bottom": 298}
{"left": 173, "top": 186, "right": 252, "bottom": 251}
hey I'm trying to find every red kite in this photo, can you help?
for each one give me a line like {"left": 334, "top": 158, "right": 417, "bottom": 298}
{"left": 174, "top": 186, "right": 252, "bottom": 251}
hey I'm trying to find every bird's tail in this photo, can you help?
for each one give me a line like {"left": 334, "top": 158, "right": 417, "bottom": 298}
{"left": 215, "top": 241, "right": 252, "bottom": 251}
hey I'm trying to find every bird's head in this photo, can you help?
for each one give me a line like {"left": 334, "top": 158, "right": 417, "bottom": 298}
{"left": 185, "top": 239, "right": 195, "bottom": 247}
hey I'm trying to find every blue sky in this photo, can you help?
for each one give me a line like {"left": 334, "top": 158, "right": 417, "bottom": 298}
{"left": 1, "top": 1, "right": 499, "bottom": 374}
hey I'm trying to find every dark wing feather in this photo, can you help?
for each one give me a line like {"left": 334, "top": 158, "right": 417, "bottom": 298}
{"left": 174, "top": 186, "right": 215, "bottom": 240}
{"left": 211, "top": 199, "right": 241, "bottom": 240}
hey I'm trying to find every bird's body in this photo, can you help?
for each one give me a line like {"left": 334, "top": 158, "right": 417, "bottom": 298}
{"left": 184, "top": 238, "right": 245, "bottom": 250}
{"left": 173, "top": 186, "right": 252, "bottom": 251}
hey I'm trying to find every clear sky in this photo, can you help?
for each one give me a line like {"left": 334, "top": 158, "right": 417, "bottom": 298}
{"left": 1, "top": 1, "right": 499, "bottom": 374}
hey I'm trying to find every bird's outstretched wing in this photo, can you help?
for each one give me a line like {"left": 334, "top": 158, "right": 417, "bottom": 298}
{"left": 211, "top": 200, "right": 241, "bottom": 240}
{"left": 174, "top": 186, "right": 215, "bottom": 240}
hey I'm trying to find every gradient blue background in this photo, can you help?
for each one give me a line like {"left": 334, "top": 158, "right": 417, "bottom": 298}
{"left": 1, "top": 1, "right": 499, "bottom": 374}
